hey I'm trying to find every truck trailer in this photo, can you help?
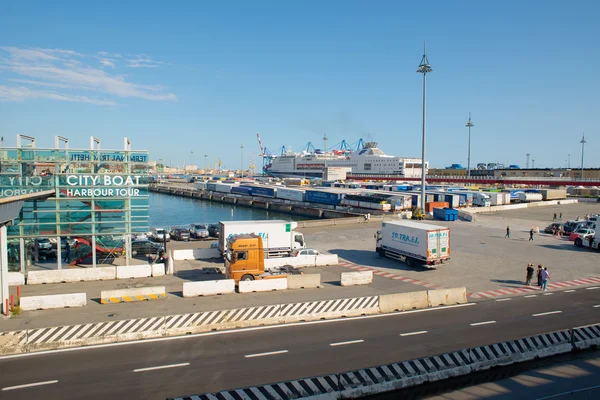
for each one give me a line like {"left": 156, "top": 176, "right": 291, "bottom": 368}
{"left": 218, "top": 220, "right": 305, "bottom": 257}
{"left": 375, "top": 220, "right": 450, "bottom": 267}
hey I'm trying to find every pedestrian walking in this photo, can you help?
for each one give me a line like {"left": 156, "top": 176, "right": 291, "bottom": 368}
{"left": 541, "top": 267, "right": 550, "bottom": 291}
{"left": 559, "top": 212, "right": 563, "bottom": 219}
{"left": 526, "top": 263, "right": 534, "bottom": 285}
{"left": 505, "top": 226, "right": 510, "bottom": 238}
{"left": 588, "top": 235, "right": 594, "bottom": 250}
{"left": 529, "top": 229, "right": 534, "bottom": 241}
{"left": 553, "top": 213, "right": 557, "bottom": 220}
{"left": 537, "top": 265, "right": 543, "bottom": 286}
{"left": 63, "top": 241, "right": 71, "bottom": 263}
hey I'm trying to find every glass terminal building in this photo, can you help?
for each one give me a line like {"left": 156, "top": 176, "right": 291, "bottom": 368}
{"left": 1, "top": 135, "right": 149, "bottom": 272}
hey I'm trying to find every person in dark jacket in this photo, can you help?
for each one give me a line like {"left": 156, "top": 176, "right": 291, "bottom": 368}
{"left": 536, "top": 265, "right": 543, "bottom": 286}
{"left": 526, "top": 264, "right": 535, "bottom": 285}
{"left": 505, "top": 226, "right": 510, "bottom": 238}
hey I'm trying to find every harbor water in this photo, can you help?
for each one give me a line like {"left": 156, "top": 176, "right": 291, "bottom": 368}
{"left": 149, "top": 192, "right": 305, "bottom": 228}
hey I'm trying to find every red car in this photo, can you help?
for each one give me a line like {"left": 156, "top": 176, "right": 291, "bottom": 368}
{"left": 569, "top": 228, "right": 594, "bottom": 242}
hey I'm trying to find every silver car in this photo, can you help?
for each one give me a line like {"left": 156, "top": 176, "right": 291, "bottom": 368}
{"left": 189, "top": 223, "right": 209, "bottom": 239}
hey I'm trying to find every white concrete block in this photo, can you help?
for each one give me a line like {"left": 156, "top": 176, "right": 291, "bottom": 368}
{"left": 193, "top": 248, "right": 221, "bottom": 259}
{"left": 172, "top": 249, "right": 195, "bottom": 260}
{"left": 60, "top": 267, "right": 116, "bottom": 283}
{"left": 287, "top": 274, "right": 321, "bottom": 289}
{"left": 445, "top": 287, "right": 467, "bottom": 305}
{"left": 7, "top": 272, "right": 25, "bottom": 286}
{"left": 20, "top": 293, "right": 87, "bottom": 310}
{"left": 183, "top": 280, "right": 235, "bottom": 297}
{"left": 26, "top": 270, "right": 62, "bottom": 285}
{"left": 116, "top": 264, "right": 151, "bottom": 279}
{"left": 340, "top": 271, "right": 373, "bottom": 286}
{"left": 239, "top": 278, "right": 288, "bottom": 293}
{"left": 101, "top": 286, "right": 166, "bottom": 303}
{"left": 151, "top": 263, "right": 165, "bottom": 277}
{"left": 264, "top": 257, "right": 307, "bottom": 269}
{"left": 315, "top": 254, "right": 338, "bottom": 266}
{"left": 379, "top": 291, "right": 429, "bottom": 312}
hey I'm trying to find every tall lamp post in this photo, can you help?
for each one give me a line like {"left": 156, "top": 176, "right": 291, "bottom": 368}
{"left": 240, "top": 143, "right": 244, "bottom": 178}
{"left": 580, "top": 133, "right": 586, "bottom": 180}
{"left": 417, "top": 42, "right": 432, "bottom": 213}
{"left": 465, "top": 113, "right": 474, "bottom": 178}
{"left": 204, "top": 154, "right": 208, "bottom": 172}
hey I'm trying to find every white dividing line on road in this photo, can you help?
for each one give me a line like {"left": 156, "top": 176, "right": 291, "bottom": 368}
{"left": 533, "top": 311, "right": 563, "bottom": 317}
{"left": 564, "top": 290, "right": 576, "bottom": 293}
{"left": 133, "top": 363, "right": 190, "bottom": 373}
{"left": 2, "top": 380, "right": 58, "bottom": 391}
{"left": 593, "top": 305, "right": 600, "bottom": 308}
{"left": 470, "top": 321, "right": 497, "bottom": 326}
{"left": 0, "top": 303, "right": 477, "bottom": 361}
{"left": 245, "top": 350, "right": 288, "bottom": 358}
{"left": 399, "top": 331, "right": 428, "bottom": 337}
{"left": 329, "top": 340, "right": 364, "bottom": 347}
{"left": 524, "top": 295, "right": 537, "bottom": 298}
{"left": 543, "top": 293, "right": 554, "bottom": 296}
{"left": 586, "top": 287, "right": 600, "bottom": 290}
{"left": 495, "top": 298, "right": 511, "bottom": 302}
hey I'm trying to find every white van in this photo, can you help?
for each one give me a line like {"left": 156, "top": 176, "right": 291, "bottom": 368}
{"left": 150, "top": 228, "right": 170, "bottom": 242}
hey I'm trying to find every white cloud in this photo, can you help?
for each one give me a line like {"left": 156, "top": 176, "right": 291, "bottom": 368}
{"left": 0, "top": 85, "right": 116, "bottom": 106}
{"left": 0, "top": 46, "right": 176, "bottom": 105}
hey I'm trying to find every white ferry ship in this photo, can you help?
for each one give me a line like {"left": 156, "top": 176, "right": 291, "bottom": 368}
{"left": 264, "top": 142, "right": 427, "bottom": 178}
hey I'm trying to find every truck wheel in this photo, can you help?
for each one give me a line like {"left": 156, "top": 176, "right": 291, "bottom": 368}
{"left": 575, "top": 238, "right": 582, "bottom": 247}
{"left": 241, "top": 274, "right": 255, "bottom": 281}
{"left": 405, "top": 257, "right": 413, "bottom": 267}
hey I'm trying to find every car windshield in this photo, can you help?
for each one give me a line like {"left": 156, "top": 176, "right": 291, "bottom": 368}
{"left": 194, "top": 225, "right": 207, "bottom": 229}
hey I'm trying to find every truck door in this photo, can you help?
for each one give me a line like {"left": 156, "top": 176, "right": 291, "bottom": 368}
{"left": 294, "top": 234, "right": 305, "bottom": 249}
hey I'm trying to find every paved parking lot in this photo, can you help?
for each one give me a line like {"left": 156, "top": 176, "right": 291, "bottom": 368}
{"left": 299, "top": 202, "right": 600, "bottom": 295}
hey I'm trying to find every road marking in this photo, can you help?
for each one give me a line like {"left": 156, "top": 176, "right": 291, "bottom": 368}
{"left": 543, "top": 293, "right": 553, "bottom": 296}
{"left": 535, "top": 383, "right": 600, "bottom": 399}
{"left": 586, "top": 287, "right": 600, "bottom": 290}
{"left": 524, "top": 295, "right": 537, "bottom": 298}
{"left": 495, "top": 298, "right": 511, "bottom": 302}
{"left": 2, "top": 380, "right": 58, "bottom": 391}
{"left": 593, "top": 305, "right": 600, "bottom": 308}
{"left": 564, "top": 290, "right": 576, "bottom": 293}
{"left": 330, "top": 340, "right": 364, "bottom": 347}
{"left": 0, "top": 303, "right": 477, "bottom": 361}
{"left": 133, "top": 363, "right": 189, "bottom": 373}
{"left": 400, "top": 331, "right": 428, "bottom": 337}
{"left": 533, "top": 311, "right": 562, "bottom": 317}
{"left": 470, "top": 321, "right": 496, "bottom": 326}
{"left": 245, "top": 350, "right": 288, "bottom": 358}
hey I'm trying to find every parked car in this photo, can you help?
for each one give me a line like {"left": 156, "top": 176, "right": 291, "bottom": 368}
{"left": 208, "top": 224, "right": 220, "bottom": 238}
{"left": 189, "top": 223, "right": 209, "bottom": 239}
{"left": 563, "top": 220, "right": 590, "bottom": 235}
{"left": 544, "top": 223, "right": 565, "bottom": 235}
{"left": 170, "top": 228, "right": 190, "bottom": 241}
{"left": 150, "top": 228, "right": 170, "bottom": 242}
{"left": 569, "top": 228, "right": 595, "bottom": 242}
{"left": 294, "top": 248, "right": 321, "bottom": 257}
{"left": 132, "top": 232, "right": 149, "bottom": 241}
{"left": 36, "top": 237, "right": 53, "bottom": 250}
{"left": 130, "top": 240, "right": 163, "bottom": 256}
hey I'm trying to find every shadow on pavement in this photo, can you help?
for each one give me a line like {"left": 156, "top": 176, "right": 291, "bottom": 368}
{"left": 491, "top": 279, "right": 528, "bottom": 287}
{"left": 538, "top": 244, "right": 587, "bottom": 252}
{"left": 174, "top": 269, "right": 224, "bottom": 282}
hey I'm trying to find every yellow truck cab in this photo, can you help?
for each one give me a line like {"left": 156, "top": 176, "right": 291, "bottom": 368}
{"left": 225, "top": 234, "right": 301, "bottom": 283}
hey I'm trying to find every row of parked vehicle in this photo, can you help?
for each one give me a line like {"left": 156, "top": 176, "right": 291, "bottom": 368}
{"left": 147, "top": 224, "right": 220, "bottom": 243}
{"left": 544, "top": 214, "right": 599, "bottom": 248}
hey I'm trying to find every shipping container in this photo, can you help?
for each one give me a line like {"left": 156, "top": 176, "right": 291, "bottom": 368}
{"left": 305, "top": 190, "right": 343, "bottom": 206}
{"left": 231, "top": 186, "right": 252, "bottom": 196}
{"left": 194, "top": 181, "right": 207, "bottom": 190}
{"left": 206, "top": 182, "right": 218, "bottom": 192}
{"left": 250, "top": 186, "right": 276, "bottom": 198}
{"left": 433, "top": 207, "right": 458, "bottom": 221}
{"left": 425, "top": 201, "right": 450, "bottom": 213}
{"left": 276, "top": 187, "right": 305, "bottom": 202}
{"left": 214, "top": 183, "right": 235, "bottom": 194}
{"left": 539, "top": 189, "right": 567, "bottom": 200}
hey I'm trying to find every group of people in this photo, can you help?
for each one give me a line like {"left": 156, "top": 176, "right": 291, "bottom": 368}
{"left": 504, "top": 226, "right": 536, "bottom": 241}
{"left": 552, "top": 213, "right": 563, "bottom": 220}
{"left": 526, "top": 263, "right": 550, "bottom": 291}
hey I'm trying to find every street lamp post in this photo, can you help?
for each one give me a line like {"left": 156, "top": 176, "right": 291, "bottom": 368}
{"left": 465, "top": 113, "right": 474, "bottom": 178}
{"left": 580, "top": 133, "right": 586, "bottom": 180}
{"left": 240, "top": 143, "right": 244, "bottom": 178}
{"left": 417, "top": 42, "right": 432, "bottom": 213}
{"left": 204, "top": 154, "right": 208, "bottom": 172}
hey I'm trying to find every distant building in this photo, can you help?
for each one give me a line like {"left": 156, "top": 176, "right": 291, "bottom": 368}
{"left": 184, "top": 164, "right": 197, "bottom": 171}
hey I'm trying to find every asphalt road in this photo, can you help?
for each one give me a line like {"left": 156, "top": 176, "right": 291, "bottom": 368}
{"left": 1, "top": 288, "right": 599, "bottom": 400}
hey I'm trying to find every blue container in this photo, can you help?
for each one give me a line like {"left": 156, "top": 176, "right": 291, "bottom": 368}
{"left": 250, "top": 186, "right": 276, "bottom": 198}
{"left": 206, "top": 183, "right": 217, "bottom": 192}
{"left": 231, "top": 186, "right": 252, "bottom": 196}
{"left": 304, "top": 190, "right": 342, "bottom": 206}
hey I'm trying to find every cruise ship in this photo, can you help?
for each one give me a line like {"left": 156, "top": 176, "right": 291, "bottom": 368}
{"left": 264, "top": 142, "right": 427, "bottom": 178}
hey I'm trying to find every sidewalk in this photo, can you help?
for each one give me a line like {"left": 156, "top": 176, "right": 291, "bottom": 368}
{"left": 2, "top": 260, "right": 420, "bottom": 332}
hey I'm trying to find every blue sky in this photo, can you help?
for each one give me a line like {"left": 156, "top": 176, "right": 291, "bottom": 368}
{"left": 0, "top": 1, "right": 598, "bottom": 169}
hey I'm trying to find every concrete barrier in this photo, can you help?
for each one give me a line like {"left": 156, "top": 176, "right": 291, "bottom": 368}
{"left": 315, "top": 254, "right": 338, "bottom": 266}
{"left": 20, "top": 293, "right": 87, "bottom": 311}
{"left": 100, "top": 286, "right": 166, "bottom": 303}
{"left": 379, "top": 291, "right": 429, "bottom": 313}
{"left": 263, "top": 256, "right": 336, "bottom": 269}
{"left": 427, "top": 288, "right": 448, "bottom": 307}
{"left": 151, "top": 263, "right": 165, "bottom": 277}
{"left": 116, "top": 264, "right": 151, "bottom": 279}
{"left": 287, "top": 274, "right": 321, "bottom": 289}
{"left": 340, "top": 271, "right": 373, "bottom": 286}
{"left": 183, "top": 280, "right": 235, "bottom": 297}
{"left": 172, "top": 248, "right": 222, "bottom": 260}
{"left": 26, "top": 270, "right": 62, "bottom": 285}
{"left": 239, "top": 279, "right": 288, "bottom": 293}
{"left": 59, "top": 267, "right": 116, "bottom": 283}
{"left": 7, "top": 272, "right": 25, "bottom": 286}
{"left": 445, "top": 287, "right": 467, "bottom": 305}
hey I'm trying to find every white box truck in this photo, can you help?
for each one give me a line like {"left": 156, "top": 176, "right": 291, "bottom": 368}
{"left": 375, "top": 220, "right": 450, "bottom": 267}
{"left": 219, "top": 220, "right": 306, "bottom": 257}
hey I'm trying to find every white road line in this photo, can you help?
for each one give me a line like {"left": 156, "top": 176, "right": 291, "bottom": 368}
{"left": 133, "top": 363, "right": 190, "bottom": 373}
{"left": 543, "top": 293, "right": 554, "bottom": 296}
{"left": 0, "top": 303, "right": 477, "bottom": 361}
{"left": 533, "top": 311, "right": 562, "bottom": 317}
{"left": 495, "top": 298, "right": 511, "bottom": 302}
{"left": 564, "top": 290, "right": 576, "bottom": 293}
{"left": 470, "top": 321, "right": 496, "bottom": 326}
{"left": 399, "top": 331, "right": 428, "bottom": 337}
{"left": 586, "top": 287, "right": 600, "bottom": 290}
{"left": 524, "top": 295, "right": 537, "bottom": 298}
{"left": 329, "top": 340, "right": 364, "bottom": 347}
{"left": 245, "top": 350, "right": 288, "bottom": 358}
{"left": 593, "top": 305, "right": 600, "bottom": 308}
{"left": 2, "top": 380, "right": 58, "bottom": 391}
